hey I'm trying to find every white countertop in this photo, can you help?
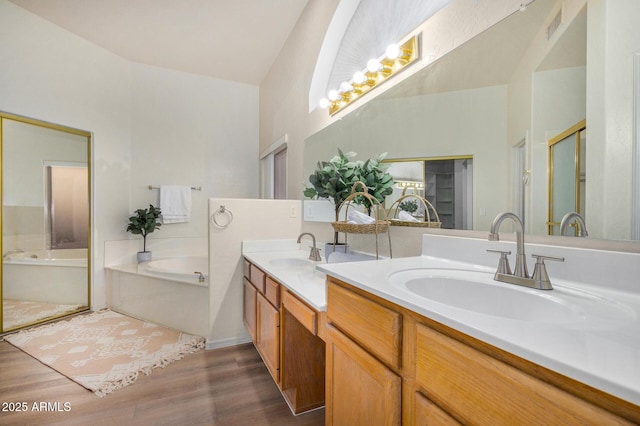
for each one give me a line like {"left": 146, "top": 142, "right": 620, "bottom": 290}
{"left": 317, "top": 254, "right": 640, "bottom": 407}
{"left": 242, "top": 240, "right": 327, "bottom": 311}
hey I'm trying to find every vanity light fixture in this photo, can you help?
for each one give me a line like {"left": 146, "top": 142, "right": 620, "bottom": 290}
{"left": 319, "top": 35, "right": 420, "bottom": 115}
{"left": 396, "top": 181, "right": 424, "bottom": 189}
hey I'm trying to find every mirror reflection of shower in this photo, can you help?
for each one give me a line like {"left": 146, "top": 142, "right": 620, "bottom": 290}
{"left": 1, "top": 112, "right": 91, "bottom": 333}
{"left": 45, "top": 162, "right": 88, "bottom": 250}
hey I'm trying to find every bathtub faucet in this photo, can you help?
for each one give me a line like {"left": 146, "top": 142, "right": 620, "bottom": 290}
{"left": 297, "top": 233, "right": 322, "bottom": 261}
{"left": 3, "top": 248, "right": 24, "bottom": 260}
{"left": 194, "top": 272, "right": 205, "bottom": 283}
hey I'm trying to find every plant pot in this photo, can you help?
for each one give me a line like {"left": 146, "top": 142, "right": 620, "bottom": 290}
{"left": 137, "top": 251, "right": 152, "bottom": 263}
{"left": 324, "top": 243, "right": 350, "bottom": 263}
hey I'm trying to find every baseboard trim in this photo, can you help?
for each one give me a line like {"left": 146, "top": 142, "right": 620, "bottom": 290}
{"left": 205, "top": 336, "right": 252, "bottom": 350}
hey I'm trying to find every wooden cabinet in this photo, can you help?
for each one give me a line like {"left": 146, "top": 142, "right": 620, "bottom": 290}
{"left": 327, "top": 282, "right": 402, "bottom": 369}
{"left": 326, "top": 324, "right": 401, "bottom": 425}
{"left": 257, "top": 291, "right": 280, "bottom": 382}
{"left": 416, "top": 324, "right": 631, "bottom": 425}
{"left": 326, "top": 277, "right": 402, "bottom": 425}
{"left": 325, "top": 277, "right": 639, "bottom": 425}
{"left": 242, "top": 279, "right": 257, "bottom": 341}
{"left": 414, "top": 392, "right": 459, "bottom": 426}
{"left": 242, "top": 259, "right": 325, "bottom": 414}
{"left": 281, "top": 288, "right": 325, "bottom": 413}
{"left": 244, "top": 261, "right": 279, "bottom": 383}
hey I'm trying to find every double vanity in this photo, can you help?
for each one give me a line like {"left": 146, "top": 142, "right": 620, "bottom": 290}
{"left": 242, "top": 234, "right": 640, "bottom": 424}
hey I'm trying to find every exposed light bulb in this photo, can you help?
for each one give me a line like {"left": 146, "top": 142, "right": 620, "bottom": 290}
{"left": 339, "top": 81, "right": 353, "bottom": 92}
{"left": 319, "top": 98, "right": 330, "bottom": 109}
{"left": 352, "top": 71, "right": 366, "bottom": 85}
{"left": 328, "top": 90, "right": 339, "bottom": 101}
{"left": 385, "top": 43, "right": 401, "bottom": 60}
{"left": 367, "top": 59, "right": 381, "bottom": 73}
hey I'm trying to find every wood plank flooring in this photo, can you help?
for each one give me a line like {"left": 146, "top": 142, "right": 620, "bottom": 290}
{"left": 0, "top": 340, "right": 324, "bottom": 425}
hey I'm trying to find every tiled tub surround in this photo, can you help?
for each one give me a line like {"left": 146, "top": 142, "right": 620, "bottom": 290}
{"left": 317, "top": 234, "right": 640, "bottom": 407}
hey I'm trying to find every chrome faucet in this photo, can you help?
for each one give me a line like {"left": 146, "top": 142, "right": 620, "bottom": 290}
{"left": 488, "top": 212, "right": 528, "bottom": 278}
{"left": 487, "top": 212, "right": 564, "bottom": 290}
{"left": 297, "top": 232, "right": 322, "bottom": 261}
{"left": 560, "top": 212, "right": 589, "bottom": 237}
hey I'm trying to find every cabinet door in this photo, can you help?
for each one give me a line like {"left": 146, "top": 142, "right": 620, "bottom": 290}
{"left": 326, "top": 325, "right": 401, "bottom": 426}
{"left": 243, "top": 279, "right": 257, "bottom": 342}
{"left": 414, "top": 392, "right": 459, "bottom": 425}
{"left": 257, "top": 294, "right": 280, "bottom": 383}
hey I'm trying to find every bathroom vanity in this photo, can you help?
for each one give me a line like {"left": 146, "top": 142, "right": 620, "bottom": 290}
{"left": 324, "top": 276, "right": 637, "bottom": 424}
{"left": 319, "top": 234, "right": 640, "bottom": 425}
{"left": 243, "top": 236, "right": 640, "bottom": 424}
{"left": 242, "top": 240, "right": 327, "bottom": 414}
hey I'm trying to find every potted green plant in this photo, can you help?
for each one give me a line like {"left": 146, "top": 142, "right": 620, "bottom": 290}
{"left": 126, "top": 205, "right": 162, "bottom": 263}
{"left": 304, "top": 149, "right": 395, "bottom": 260}
{"left": 354, "top": 152, "right": 395, "bottom": 215}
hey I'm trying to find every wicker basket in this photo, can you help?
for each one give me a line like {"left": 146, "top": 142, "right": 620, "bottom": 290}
{"left": 331, "top": 182, "right": 390, "bottom": 235}
{"left": 387, "top": 194, "right": 441, "bottom": 228}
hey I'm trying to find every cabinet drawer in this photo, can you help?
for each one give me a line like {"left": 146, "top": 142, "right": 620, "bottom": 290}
{"left": 243, "top": 259, "right": 251, "bottom": 280}
{"left": 327, "top": 281, "right": 401, "bottom": 369}
{"left": 265, "top": 276, "right": 280, "bottom": 308}
{"left": 249, "top": 264, "right": 265, "bottom": 294}
{"left": 416, "top": 324, "right": 630, "bottom": 425}
{"left": 282, "top": 289, "right": 317, "bottom": 335}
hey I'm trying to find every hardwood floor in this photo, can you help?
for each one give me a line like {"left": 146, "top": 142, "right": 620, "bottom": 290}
{"left": 0, "top": 340, "right": 324, "bottom": 425}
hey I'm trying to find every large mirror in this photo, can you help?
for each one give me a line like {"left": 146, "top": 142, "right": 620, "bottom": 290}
{"left": 1, "top": 112, "right": 91, "bottom": 332}
{"left": 305, "top": 0, "right": 639, "bottom": 242}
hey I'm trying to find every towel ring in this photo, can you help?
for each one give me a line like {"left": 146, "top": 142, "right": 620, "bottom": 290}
{"left": 211, "top": 205, "right": 233, "bottom": 229}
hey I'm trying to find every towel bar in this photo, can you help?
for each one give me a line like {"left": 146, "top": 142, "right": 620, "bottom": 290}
{"left": 148, "top": 185, "right": 202, "bottom": 191}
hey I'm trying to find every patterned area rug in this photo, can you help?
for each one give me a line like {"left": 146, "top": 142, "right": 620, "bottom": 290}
{"left": 3, "top": 299, "right": 84, "bottom": 330}
{"left": 4, "top": 309, "right": 205, "bottom": 397}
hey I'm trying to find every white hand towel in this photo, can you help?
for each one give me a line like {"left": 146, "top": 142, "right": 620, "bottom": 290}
{"left": 347, "top": 210, "right": 375, "bottom": 224}
{"left": 160, "top": 185, "right": 191, "bottom": 224}
{"left": 398, "top": 211, "right": 419, "bottom": 222}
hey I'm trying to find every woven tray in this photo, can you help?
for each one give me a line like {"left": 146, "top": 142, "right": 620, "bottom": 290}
{"left": 332, "top": 220, "right": 390, "bottom": 234}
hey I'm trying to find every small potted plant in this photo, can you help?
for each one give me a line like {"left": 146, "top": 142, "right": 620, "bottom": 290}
{"left": 399, "top": 199, "right": 418, "bottom": 214}
{"left": 126, "top": 205, "right": 162, "bottom": 263}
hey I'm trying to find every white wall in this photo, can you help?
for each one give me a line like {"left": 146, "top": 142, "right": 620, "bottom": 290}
{"left": 587, "top": 0, "right": 640, "bottom": 240}
{"left": 129, "top": 62, "right": 259, "bottom": 239}
{"left": 208, "top": 198, "right": 302, "bottom": 348}
{"left": 529, "top": 66, "right": 587, "bottom": 235}
{"left": 0, "top": 0, "right": 132, "bottom": 309}
{"left": 0, "top": 0, "right": 260, "bottom": 311}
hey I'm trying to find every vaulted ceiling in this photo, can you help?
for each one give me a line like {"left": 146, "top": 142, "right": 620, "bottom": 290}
{"left": 9, "top": 0, "right": 309, "bottom": 85}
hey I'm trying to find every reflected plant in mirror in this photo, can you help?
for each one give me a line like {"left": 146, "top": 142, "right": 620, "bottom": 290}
{"left": 304, "top": 149, "right": 394, "bottom": 243}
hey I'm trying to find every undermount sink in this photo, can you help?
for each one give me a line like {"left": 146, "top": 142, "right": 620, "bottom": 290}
{"left": 388, "top": 268, "right": 634, "bottom": 324}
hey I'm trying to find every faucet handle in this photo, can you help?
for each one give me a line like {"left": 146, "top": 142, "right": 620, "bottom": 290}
{"left": 530, "top": 254, "right": 564, "bottom": 290}
{"left": 487, "top": 249, "right": 512, "bottom": 275}
{"left": 309, "top": 247, "right": 322, "bottom": 262}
